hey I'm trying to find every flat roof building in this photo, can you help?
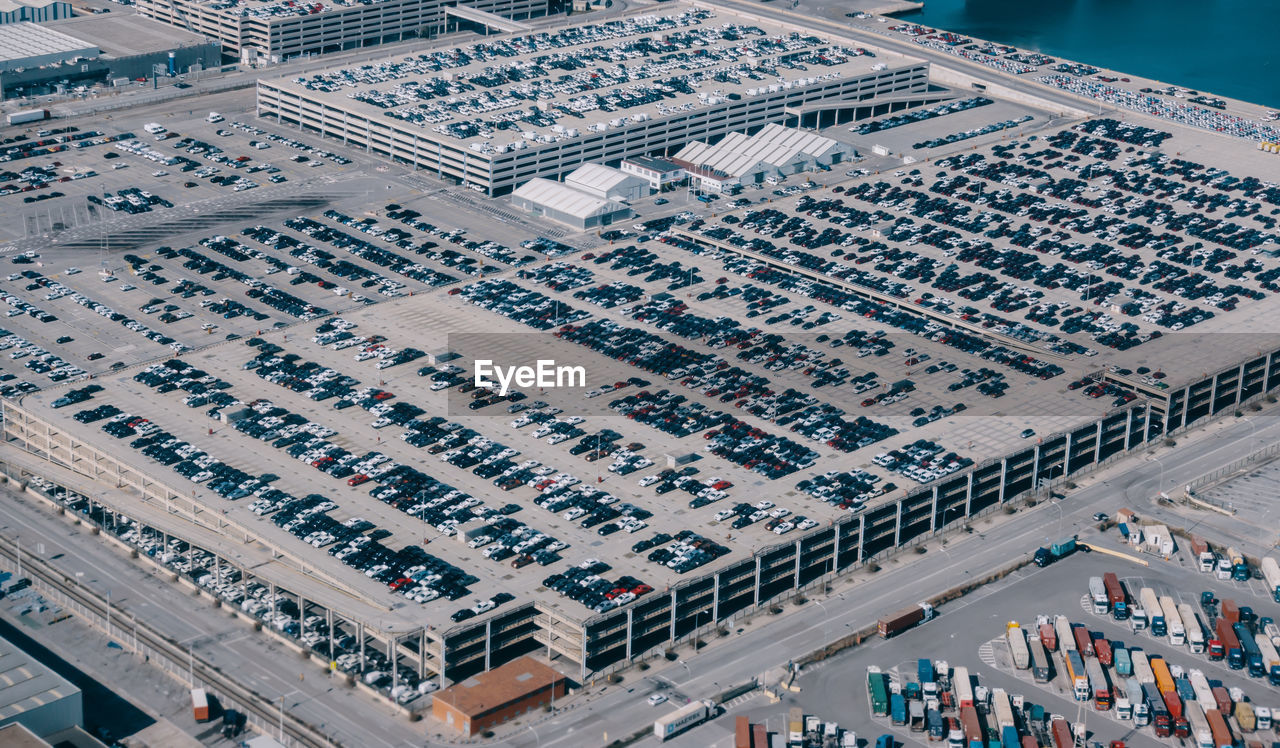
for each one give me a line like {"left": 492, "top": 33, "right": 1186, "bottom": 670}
{"left": 621, "top": 156, "right": 686, "bottom": 191}
{"left": 135, "top": 0, "right": 549, "bottom": 63}
{"left": 673, "top": 123, "right": 852, "bottom": 191}
{"left": 0, "top": 22, "right": 96, "bottom": 73}
{"left": 257, "top": 6, "right": 933, "bottom": 194}
{"left": 0, "top": 634, "right": 83, "bottom": 740}
{"left": 431, "top": 656, "right": 567, "bottom": 735}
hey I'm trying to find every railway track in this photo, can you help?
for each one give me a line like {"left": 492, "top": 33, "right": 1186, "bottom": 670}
{"left": 0, "top": 534, "right": 338, "bottom": 748}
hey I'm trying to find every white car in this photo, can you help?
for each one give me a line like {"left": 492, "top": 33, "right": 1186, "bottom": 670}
{"left": 647, "top": 694, "right": 668, "bottom": 707}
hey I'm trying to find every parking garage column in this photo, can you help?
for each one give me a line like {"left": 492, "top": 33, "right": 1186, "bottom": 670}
{"left": 668, "top": 588, "right": 678, "bottom": 641}
{"left": 418, "top": 630, "right": 426, "bottom": 679}
{"left": 358, "top": 620, "right": 366, "bottom": 671}
{"left": 752, "top": 555, "right": 763, "bottom": 606}
{"left": 485, "top": 619, "right": 492, "bottom": 671}
{"left": 857, "top": 515, "right": 866, "bottom": 563}
{"left": 929, "top": 485, "right": 939, "bottom": 532}
{"left": 711, "top": 573, "right": 721, "bottom": 620}
{"left": 327, "top": 609, "right": 335, "bottom": 662}
{"left": 995, "top": 458, "right": 1007, "bottom": 506}
{"left": 389, "top": 634, "right": 397, "bottom": 686}
{"left": 1124, "top": 408, "right": 1136, "bottom": 451}
{"left": 892, "top": 500, "right": 903, "bottom": 547}
{"left": 792, "top": 540, "right": 802, "bottom": 588}
{"left": 439, "top": 636, "right": 446, "bottom": 689}
{"left": 1235, "top": 361, "right": 1247, "bottom": 405}
{"left": 625, "top": 608, "right": 633, "bottom": 661}
{"left": 1093, "top": 421, "right": 1103, "bottom": 465}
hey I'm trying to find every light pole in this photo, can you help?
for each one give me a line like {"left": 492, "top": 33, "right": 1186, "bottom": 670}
{"left": 814, "top": 599, "right": 831, "bottom": 644}
{"left": 278, "top": 695, "right": 285, "bottom": 741}
{"left": 1148, "top": 454, "right": 1166, "bottom": 497}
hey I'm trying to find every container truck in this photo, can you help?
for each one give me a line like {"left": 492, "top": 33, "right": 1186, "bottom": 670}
{"left": 1127, "top": 679, "right": 1150, "bottom": 726}
{"left": 1254, "top": 633, "right": 1280, "bottom": 685}
{"left": 879, "top": 602, "right": 934, "bottom": 638}
{"left": 1034, "top": 538, "right": 1076, "bottom": 567}
{"left": 910, "top": 700, "right": 925, "bottom": 732}
{"left": 1235, "top": 701, "right": 1255, "bottom": 733}
{"left": 1221, "top": 599, "right": 1239, "bottom": 625}
{"left": 869, "top": 668, "right": 890, "bottom": 716}
{"left": 1178, "top": 603, "right": 1205, "bottom": 653}
{"left": 1262, "top": 556, "right": 1280, "bottom": 602}
{"left": 6, "top": 109, "right": 50, "bottom": 126}
{"left": 1188, "top": 669, "right": 1215, "bottom": 705}
{"left": 1225, "top": 547, "right": 1249, "bottom": 581}
{"left": 1088, "top": 576, "right": 1109, "bottom": 614}
{"left": 1115, "top": 689, "right": 1132, "bottom": 720}
{"left": 992, "top": 689, "right": 1015, "bottom": 729}
{"left": 928, "top": 709, "right": 944, "bottom": 741}
{"left": 654, "top": 700, "right": 714, "bottom": 741}
{"left": 1029, "top": 636, "right": 1051, "bottom": 683}
{"left": 1095, "top": 637, "right": 1113, "bottom": 666}
{"left": 735, "top": 716, "right": 750, "bottom": 748}
{"left": 1215, "top": 619, "right": 1244, "bottom": 669}
{"left": 1018, "top": 737, "right": 1036, "bottom": 748}
{"left": 788, "top": 707, "right": 804, "bottom": 746}
{"left": 1255, "top": 706, "right": 1272, "bottom": 730}
{"left": 1039, "top": 621, "right": 1057, "bottom": 651}
{"left": 1186, "top": 701, "right": 1212, "bottom": 748}
{"left": 1131, "top": 650, "right": 1154, "bottom": 684}
{"left": 1216, "top": 554, "right": 1233, "bottom": 580}
{"left": 1000, "top": 726, "right": 1018, "bottom": 748}
{"left": 1160, "top": 596, "right": 1185, "bottom": 646}
{"left": 1102, "top": 573, "right": 1128, "bottom": 619}
{"left": 191, "top": 688, "right": 210, "bottom": 722}
{"left": 953, "top": 666, "right": 974, "bottom": 709}
{"left": 1189, "top": 535, "right": 1215, "bottom": 573}
{"left": 1235, "top": 623, "right": 1264, "bottom": 677}
{"left": 891, "top": 693, "right": 907, "bottom": 725}
{"left": 1006, "top": 625, "right": 1030, "bottom": 670}
{"left": 1114, "top": 645, "right": 1132, "bottom": 677}
{"left": 1071, "top": 625, "right": 1094, "bottom": 657}
{"left": 1086, "top": 658, "right": 1111, "bottom": 710}
{"left": 1139, "top": 588, "right": 1165, "bottom": 636}
{"left": 959, "top": 705, "right": 983, "bottom": 748}
{"left": 919, "top": 658, "right": 935, "bottom": 685}
{"left": 1049, "top": 718, "right": 1073, "bottom": 748}
{"left": 1151, "top": 656, "right": 1176, "bottom": 698}
{"left": 1144, "top": 683, "right": 1172, "bottom": 737}
{"left": 1211, "top": 686, "right": 1231, "bottom": 715}
{"left": 1064, "top": 650, "right": 1090, "bottom": 701}
{"left": 1175, "top": 677, "right": 1195, "bottom": 705}
{"left": 1055, "top": 616, "right": 1075, "bottom": 652}
{"left": 1205, "top": 708, "right": 1232, "bottom": 748}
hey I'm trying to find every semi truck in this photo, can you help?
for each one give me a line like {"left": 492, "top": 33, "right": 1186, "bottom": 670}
{"left": 1127, "top": 679, "right": 1150, "bottom": 726}
{"left": 1189, "top": 535, "right": 1216, "bottom": 573}
{"left": 1007, "top": 624, "right": 1030, "bottom": 670}
{"left": 1178, "top": 603, "right": 1206, "bottom": 653}
{"left": 1235, "top": 623, "right": 1265, "bottom": 677}
{"left": 1086, "top": 658, "right": 1111, "bottom": 710}
{"left": 1225, "top": 547, "right": 1249, "bottom": 581}
{"left": 1071, "top": 625, "right": 1094, "bottom": 657}
{"left": 654, "top": 700, "right": 714, "bottom": 741}
{"left": 1029, "top": 636, "right": 1051, "bottom": 683}
{"left": 788, "top": 707, "right": 804, "bottom": 746}
{"left": 879, "top": 602, "right": 934, "bottom": 638}
{"left": 1205, "top": 708, "right": 1232, "bottom": 748}
{"left": 1095, "top": 637, "right": 1113, "bottom": 666}
{"left": 1055, "top": 616, "right": 1075, "bottom": 652}
{"left": 1034, "top": 538, "right": 1076, "bottom": 567}
{"left": 1088, "top": 576, "right": 1109, "bottom": 614}
{"left": 1144, "top": 682, "right": 1172, "bottom": 737}
{"left": 191, "top": 688, "right": 210, "bottom": 722}
{"left": 959, "top": 706, "right": 982, "bottom": 748}
{"left": 1160, "top": 595, "right": 1185, "bottom": 646}
{"left": 1261, "top": 556, "right": 1280, "bottom": 603}
{"left": 6, "top": 109, "right": 50, "bottom": 126}
{"left": 1102, "top": 572, "right": 1128, "bottom": 619}
{"left": 1139, "top": 588, "right": 1165, "bottom": 636}
{"left": 1189, "top": 669, "right": 1216, "bottom": 705}
{"left": 953, "top": 666, "right": 974, "bottom": 709}
{"left": 1049, "top": 718, "right": 1073, "bottom": 748}
{"left": 1038, "top": 620, "right": 1057, "bottom": 651}
{"left": 1186, "top": 701, "right": 1212, "bottom": 748}
{"left": 1254, "top": 633, "right": 1280, "bottom": 685}
{"left": 868, "top": 668, "right": 890, "bottom": 716}
{"left": 1132, "top": 650, "right": 1155, "bottom": 684}
{"left": 1064, "top": 649, "right": 1090, "bottom": 701}
{"left": 1114, "top": 645, "right": 1132, "bottom": 677}
{"left": 991, "top": 689, "right": 1015, "bottom": 729}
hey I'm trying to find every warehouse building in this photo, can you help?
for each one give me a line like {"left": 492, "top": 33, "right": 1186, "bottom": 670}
{"left": 562, "top": 163, "right": 649, "bottom": 203}
{"left": 431, "top": 656, "right": 567, "bottom": 736}
{"left": 0, "top": 22, "right": 95, "bottom": 73}
{"left": 672, "top": 123, "right": 852, "bottom": 192}
{"left": 256, "top": 6, "right": 933, "bottom": 195}
{"left": 0, "top": 634, "right": 83, "bottom": 739}
{"left": 0, "top": 0, "right": 71, "bottom": 25}
{"left": 510, "top": 177, "right": 632, "bottom": 230}
{"left": 135, "top": 0, "right": 549, "bottom": 63}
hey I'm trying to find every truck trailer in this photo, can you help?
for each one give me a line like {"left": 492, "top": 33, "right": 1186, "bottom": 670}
{"left": 1189, "top": 535, "right": 1215, "bottom": 573}
{"left": 879, "top": 602, "right": 934, "bottom": 638}
{"left": 1029, "top": 636, "right": 1051, "bottom": 683}
{"left": 1102, "top": 572, "right": 1128, "bottom": 619}
{"left": 1254, "top": 633, "right": 1280, "bottom": 685}
{"left": 6, "top": 109, "right": 50, "bottom": 126}
{"left": 1261, "top": 556, "right": 1280, "bottom": 603}
{"left": 1034, "top": 538, "right": 1076, "bottom": 567}
{"left": 1139, "top": 588, "right": 1165, "bottom": 636}
{"left": 1160, "top": 595, "right": 1185, "bottom": 646}
{"left": 191, "top": 688, "right": 210, "bottom": 722}
{"left": 654, "top": 700, "right": 714, "bottom": 741}
{"left": 1178, "top": 603, "right": 1206, "bottom": 653}
{"left": 1088, "top": 576, "right": 1108, "bottom": 614}
{"left": 1007, "top": 625, "right": 1030, "bottom": 670}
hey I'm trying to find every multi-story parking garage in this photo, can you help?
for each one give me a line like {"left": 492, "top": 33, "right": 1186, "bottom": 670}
{"left": 135, "top": 0, "right": 548, "bottom": 62}
{"left": 255, "top": 6, "right": 944, "bottom": 195}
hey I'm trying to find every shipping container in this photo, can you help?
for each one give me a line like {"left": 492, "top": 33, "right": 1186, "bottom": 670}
{"left": 1055, "top": 616, "right": 1075, "bottom": 652}
{"left": 1115, "top": 645, "right": 1132, "bottom": 677}
{"left": 1261, "top": 557, "right": 1280, "bottom": 602}
{"left": 869, "top": 668, "right": 890, "bottom": 716}
{"left": 1160, "top": 596, "right": 1185, "bottom": 646}
{"left": 1132, "top": 649, "right": 1155, "bottom": 684}
{"left": 654, "top": 700, "right": 713, "bottom": 741}
{"left": 891, "top": 693, "right": 907, "bottom": 725}
{"left": 1064, "top": 650, "right": 1090, "bottom": 701}
{"left": 1151, "top": 656, "right": 1176, "bottom": 697}
{"left": 1000, "top": 726, "right": 1019, "bottom": 748}
{"left": 960, "top": 705, "right": 983, "bottom": 745}
{"left": 1049, "top": 718, "right": 1073, "bottom": 748}
{"left": 879, "top": 602, "right": 934, "bottom": 638}
{"left": 1094, "top": 636, "right": 1113, "bottom": 666}
{"left": 1255, "top": 634, "right": 1280, "bottom": 685}
{"left": 1178, "top": 603, "right": 1206, "bottom": 653}
{"left": 1039, "top": 622, "right": 1057, "bottom": 652}
{"left": 1190, "top": 535, "right": 1216, "bottom": 573}
{"left": 954, "top": 666, "right": 974, "bottom": 709}
{"left": 1086, "top": 658, "right": 1111, "bottom": 710}
{"left": 1102, "top": 572, "right": 1128, "bottom": 619}
{"left": 1215, "top": 619, "right": 1244, "bottom": 669}
{"left": 1211, "top": 686, "right": 1231, "bottom": 715}
{"left": 1235, "top": 622, "right": 1264, "bottom": 677}
{"left": 1028, "top": 636, "right": 1051, "bottom": 683}
{"left": 1186, "top": 701, "right": 1212, "bottom": 748}
{"left": 1221, "top": 599, "right": 1240, "bottom": 625}
{"left": 1235, "top": 701, "right": 1255, "bottom": 733}
{"left": 919, "top": 658, "right": 935, "bottom": 685}
{"left": 1205, "top": 708, "right": 1232, "bottom": 748}
{"left": 992, "top": 688, "right": 1015, "bottom": 729}
{"left": 736, "top": 716, "right": 751, "bottom": 748}
{"left": 1140, "top": 588, "right": 1165, "bottom": 636}
{"left": 191, "top": 688, "right": 209, "bottom": 722}
{"left": 1007, "top": 626, "right": 1030, "bottom": 670}
{"left": 1088, "top": 576, "right": 1108, "bottom": 614}
{"left": 1071, "top": 625, "right": 1094, "bottom": 657}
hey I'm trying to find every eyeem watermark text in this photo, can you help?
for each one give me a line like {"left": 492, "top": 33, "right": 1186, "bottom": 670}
{"left": 474, "top": 360, "right": 586, "bottom": 397}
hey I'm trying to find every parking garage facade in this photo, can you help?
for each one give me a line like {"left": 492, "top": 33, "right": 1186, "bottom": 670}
{"left": 255, "top": 62, "right": 933, "bottom": 196}
{"left": 6, "top": 337, "right": 1280, "bottom": 683}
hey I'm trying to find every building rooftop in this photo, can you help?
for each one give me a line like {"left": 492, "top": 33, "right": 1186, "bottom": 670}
{"left": 432, "top": 656, "right": 562, "bottom": 717}
{"left": 0, "top": 22, "right": 97, "bottom": 66}
{"left": 563, "top": 163, "right": 641, "bottom": 198}
{"left": 512, "top": 178, "right": 627, "bottom": 219}
{"left": 624, "top": 155, "right": 684, "bottom": 173}
{"left": 50, "top": 13, "right": 214, "bottom": 58}
{"left": 0, "top": 634, "right": 81, "bottom": 727}
{"left": 0, "top": 0, "right": 65, "bottom": 15}
{"left": 675, "top": 122, "right": 849, "bottom": 179}
{"left": 266, "top": 6, "right": 907, "bottom": 151}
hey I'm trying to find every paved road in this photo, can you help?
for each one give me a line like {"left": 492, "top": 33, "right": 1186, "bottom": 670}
{"left": 0, "top": 485, "right": 425, "bottom": 748}
{"left": 485, "top": 410, "right": 1280, "bottom": 747}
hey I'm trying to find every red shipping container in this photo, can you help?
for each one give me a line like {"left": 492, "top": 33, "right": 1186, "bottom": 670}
{"left": 1095, "top": 638, "right": 1113, "bottom": 666}
{"left": 1221, "top": 599, "right": 1239, "bottom": 625}
{"left": 1212, "top": 686, "right": 1232, "bottom": 715}
{"left": 1162, "top": 690, "right": 1183, "bottom": 721}
{"left": 1039, "top": 622, "right": 1057, "bottom": 651}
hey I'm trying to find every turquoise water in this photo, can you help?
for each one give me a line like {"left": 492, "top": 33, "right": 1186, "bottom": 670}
{"left": 897, "top": 0, "right": 1280, "bottom": 108}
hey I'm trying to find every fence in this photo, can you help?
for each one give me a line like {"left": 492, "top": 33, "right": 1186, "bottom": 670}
{"left": 1184, "top": 440, "right": 1280, "bottom": 497}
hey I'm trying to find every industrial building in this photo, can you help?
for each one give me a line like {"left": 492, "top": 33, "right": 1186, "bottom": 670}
{"left": 672, "top": 123, "right": 852, "bottom": 191}
{"left": 256, "top": 6, "right": 934, "bottom": 194}
{"left": 430, "top": 656, "right": 567, "bottom": 735}
{"left": 621, "top": 156, "right": 686, "bottom": 192}
{"left": 562, "top": 163, "right": 649, "bottom": 203}
{"left": 135, "top": 0, "right": 549, "bottom": 63}
{"left": 0, "top": 0, "right": 71, "bottom": 26}
{"left": 510, "top": 178, "right": 633, "bottom": 230}
{"left": 0, "top": 14, "right": 219, "bottom": 98}
{"left": 0, "top": 634, "right": 84, "bottom": 740}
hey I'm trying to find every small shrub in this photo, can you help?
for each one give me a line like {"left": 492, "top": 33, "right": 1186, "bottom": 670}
{"left": 664, "top": 650, "right": 678, "bottom": 661}
{"left": 637, "top": 662, "right": 650, "bottom": 671}
{"left": 769, "top": 605, "right": 783, "bottom": 615}
{"left": 607, "top": 673, "right": 623, "bottom": 684}
{"left": 408, "top": 713, "right": 422, "bottom": 722}
{"left": 915, "top": 545, "right": 928, "bottom": 554}
{"left": 718, "top": 628, "right": 729, "bottom": 638}
{"left": 482, "top": 730, "right": 495, "bottom": 738}
{"left": 868, "top": 563, "right": 881, "bottom": 573}
{"left": 1164, "top": 438, "right": 1177, "bottom": 447}
{"left": 794, "top": 595, "right": 808, "bottom": 606}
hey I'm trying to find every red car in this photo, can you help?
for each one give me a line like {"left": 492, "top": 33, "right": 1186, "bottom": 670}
{"left": 348, "top": 474, "right": 369, "bottom": 486}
